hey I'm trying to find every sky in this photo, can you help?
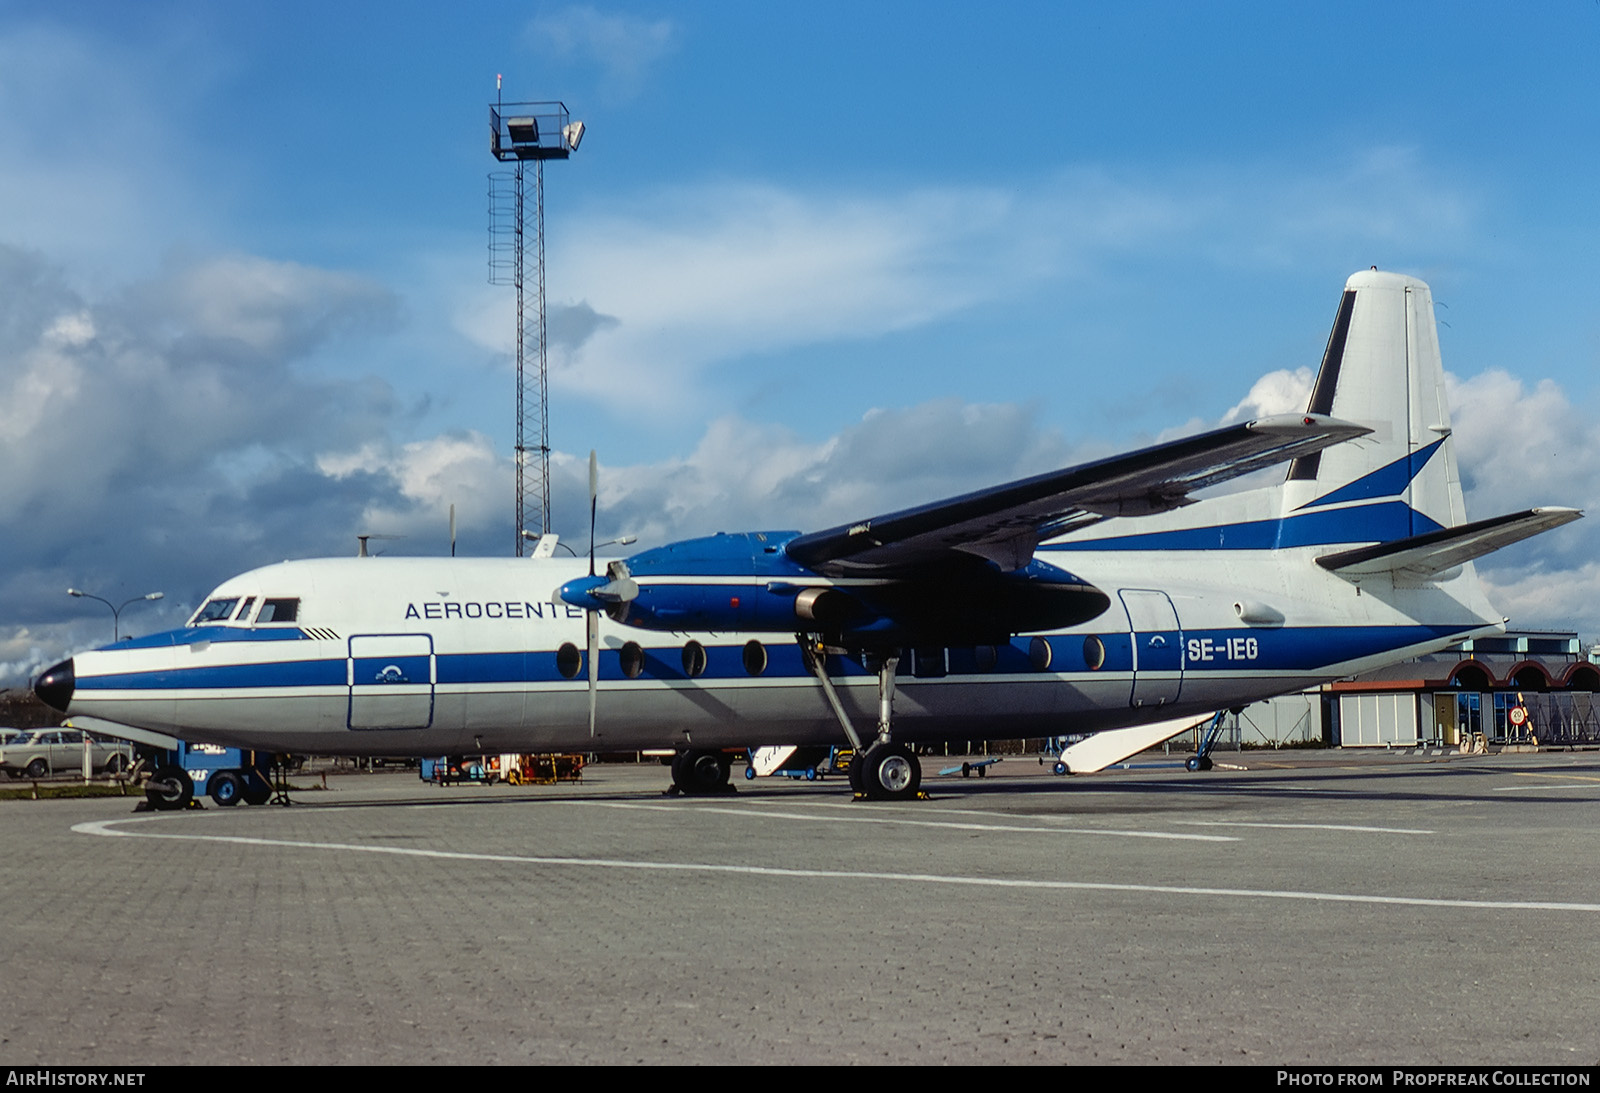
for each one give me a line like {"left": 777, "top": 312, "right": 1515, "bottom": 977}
{"left": 2, "top": 1, "right": 1599, "bottom": 682}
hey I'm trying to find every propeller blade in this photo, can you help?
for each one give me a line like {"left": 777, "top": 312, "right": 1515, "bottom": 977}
{"left": 586, "top": 609, "right": 599, "bottom": 738}
{"left": 588, "top": 449, "right": 598, "bottom": 578}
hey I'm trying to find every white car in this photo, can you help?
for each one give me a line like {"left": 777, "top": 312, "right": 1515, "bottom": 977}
{"left": 0, "top": 728, "right": 132, "bottom": 778}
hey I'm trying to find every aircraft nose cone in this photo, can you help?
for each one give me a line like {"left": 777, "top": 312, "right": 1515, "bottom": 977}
{"left": 34, "top": 658, "right": 75, "bottom": 713}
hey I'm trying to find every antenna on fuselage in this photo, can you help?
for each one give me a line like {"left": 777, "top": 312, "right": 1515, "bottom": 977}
{"left": 357, "top": 534, "right": 404, "bottom": 558}
{"left": 450, "top": 504, "right": 456, "bottom": 558}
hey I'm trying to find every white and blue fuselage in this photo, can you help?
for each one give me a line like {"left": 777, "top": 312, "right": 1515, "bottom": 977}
{"left": 34, "top": 271, "right": 1577, "bottom": 765}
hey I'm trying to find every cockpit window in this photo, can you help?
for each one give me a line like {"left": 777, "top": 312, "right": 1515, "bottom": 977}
{"left": 233, "top": 597, "right": 256, "bottom": 622}
{"left": 258, "top": 598, "right": 300, "bottom": 623}
{"left": 192, "top": 598, "right": 240, "bottom": 625}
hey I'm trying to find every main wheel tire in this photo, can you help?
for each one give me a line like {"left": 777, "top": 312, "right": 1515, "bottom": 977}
{"left": 242, "top": 774, "right": 272, "bottom": 806}
{"left": 104, "top": 753, "right": 128, "bottom": 775}
{"left": 209, "top": 771, "right": 243, "bottom": 806}
{"left": 859, "top": 742, "right": 920, "bottom": 801}
{"left": 25, "top": 758, "right": 47, "bottom": 779}
{"left": 671, "top": 750, "right": 731, "bottom": 794}
{"left": 146, "top": 765, "right": 194, "bottom": 811}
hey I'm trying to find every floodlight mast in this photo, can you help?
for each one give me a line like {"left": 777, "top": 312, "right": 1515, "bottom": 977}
{"left": 488, "top": 95, "right": 583, "bottom": 556}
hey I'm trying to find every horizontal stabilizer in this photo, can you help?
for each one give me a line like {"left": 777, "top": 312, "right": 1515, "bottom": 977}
{"left": 1058, "top": 713, "right": 1214, "bottom": 774}
{"left": 65, "top": 715, "right": 181, "bottom": 752}
{"left": 1316, "top": 507, "right": 1582, "bottom": 580}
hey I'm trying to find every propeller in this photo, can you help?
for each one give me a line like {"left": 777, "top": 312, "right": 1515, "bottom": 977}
{"left": 587, "top": 452, "right": 598, "bottom": 737}
{"left": 552, "top": 452, "right": 642, "bottom": 737}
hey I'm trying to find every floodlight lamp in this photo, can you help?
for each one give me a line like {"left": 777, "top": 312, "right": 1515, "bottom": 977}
{"left": 506, "top": 117, "right": 539, "bottom": 145}
{"left": 562, "top": 120, "right": 585, "bottom": 152}
{"left": 145, "top": 592, "right": 164, "bottom": 601}
{"left": 67, "top": 588, "right": 83, "bottom": 597}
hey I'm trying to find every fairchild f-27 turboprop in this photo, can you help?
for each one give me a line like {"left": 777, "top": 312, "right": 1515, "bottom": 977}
{"left": 34, "top": 270, "right": 1580, "bottom": 803}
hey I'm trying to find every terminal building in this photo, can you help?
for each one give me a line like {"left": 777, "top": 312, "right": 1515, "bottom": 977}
{"left": 1230, "top": 630, "right": 1600, "bottom": 750}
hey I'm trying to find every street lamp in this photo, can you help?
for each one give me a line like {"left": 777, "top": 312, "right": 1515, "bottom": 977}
{"left": 66, "top": 589, "right": 164, "bottom": 643}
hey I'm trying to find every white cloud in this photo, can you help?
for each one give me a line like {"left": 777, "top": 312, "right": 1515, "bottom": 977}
{"left": 525, "top": 6, "right": 678, "bottom": 96}
{"left": 1223, "top": 367, "right": 1315, "bottom": 422}
{"left": 456, "top": 182, "right": 1028, "bottom": 407}
{"left": 318, "top": 430, "right": 510, "bottom": 540}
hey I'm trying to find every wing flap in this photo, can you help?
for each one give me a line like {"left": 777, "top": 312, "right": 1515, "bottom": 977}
{"left": 1316, "top": 507, "right": 1582, "bottom": 579}
{"left": 786, "top": 414, "right": 1368, "bottom": 574}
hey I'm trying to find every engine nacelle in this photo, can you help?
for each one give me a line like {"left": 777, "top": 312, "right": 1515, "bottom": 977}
{"left": 559, "top": 530, "right": 1110, "bottom": 644}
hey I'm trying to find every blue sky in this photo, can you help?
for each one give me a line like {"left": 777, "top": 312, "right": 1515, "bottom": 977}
{"left": 3, "top": 2, "right": 1599, "bottom": 679}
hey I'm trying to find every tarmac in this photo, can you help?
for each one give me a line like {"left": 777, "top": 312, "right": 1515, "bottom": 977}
{"left": 3, "top": 748, "right": 1599, "bottom": 1065}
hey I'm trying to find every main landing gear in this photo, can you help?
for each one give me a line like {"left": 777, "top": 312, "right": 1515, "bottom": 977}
{"left": 801, "top": 639, "right": 923, "bottom": 802}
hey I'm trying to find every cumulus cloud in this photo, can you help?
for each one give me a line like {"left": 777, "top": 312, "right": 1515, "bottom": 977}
{"left": 1222, "top": 367, "right": 1316, "bottom": 422}
{"left": 0, "top": 245, "right": 465, "bottom": 681}
{"left": 548, "top": 400, "right": 1081, "bottom": 552}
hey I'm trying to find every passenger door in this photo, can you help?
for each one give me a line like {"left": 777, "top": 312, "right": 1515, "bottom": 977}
{"left": 1119, "top": 589, "right": 1184, "bottom": 708}
{"left": 347, "top": 634, "right": 435, "bottom": 730}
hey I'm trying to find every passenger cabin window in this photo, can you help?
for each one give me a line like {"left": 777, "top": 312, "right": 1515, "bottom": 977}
{"left": 556, "top": 642, "right": 582, "bottom": 680}
{"left": 619, "top": 642, "right": 645, "bottom": 679}
{"left": 258, "top": 598, "right": 300, "bottom": 623}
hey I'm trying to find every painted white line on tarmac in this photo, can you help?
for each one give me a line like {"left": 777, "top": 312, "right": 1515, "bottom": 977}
{"left": 71, "top": 816, "right": 1600, "bottom": 913}
{"left": 1174, "top": 820, "right": 1435, "bottom": 835}
{"left": 577, "top": 800, "right": 1236, "bottom": 842}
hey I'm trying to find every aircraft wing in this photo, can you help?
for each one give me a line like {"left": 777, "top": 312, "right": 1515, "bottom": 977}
{"left": 1316, "top": 507, "right": 1583, "bottom": 580}
{"left": 785, "top": 414, "right": 1368, "bottom": 574}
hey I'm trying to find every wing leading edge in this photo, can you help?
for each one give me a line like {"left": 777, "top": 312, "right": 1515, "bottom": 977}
{"left": 784, "top": 413, "right": 1370, "bottom": 575}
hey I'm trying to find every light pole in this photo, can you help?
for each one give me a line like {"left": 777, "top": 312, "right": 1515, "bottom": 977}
{"left": 66, "top": 589, "right": 164, "bottom": 643}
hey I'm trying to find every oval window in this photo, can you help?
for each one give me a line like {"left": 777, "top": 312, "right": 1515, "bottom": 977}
{"left": 1083, "top": 635, "right": 1105, "bottom": 671}
{"left": 682, "top": 640, "right": 707, "bottom": 678}
{"left": 556, "top": 642, "right": 582, "bottom": 680}
{"left": 620, "top": 641, "right": 645, "bottom": 679}
{"left": 1029, "top": 636, "right": 1053, "bottom": 672}
{"left": 743, "top": 640, "right": 767, "bottom": 677}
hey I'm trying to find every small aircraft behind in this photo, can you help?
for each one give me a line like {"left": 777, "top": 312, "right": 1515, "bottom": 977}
{"left": 34, "top": 270, "right": 1579, "bottom": 802}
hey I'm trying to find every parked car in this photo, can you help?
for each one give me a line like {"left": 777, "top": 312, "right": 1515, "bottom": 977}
{"left": 0, "top": 728, "right": 133, "bottom": 778}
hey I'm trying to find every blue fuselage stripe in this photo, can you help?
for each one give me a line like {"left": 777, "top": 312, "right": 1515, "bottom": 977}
{"left": 75, "top": 624, "right": 1472, "bottom": 692}
{"left": 1042, "top": 501, "right": 1445, "bottom": 553}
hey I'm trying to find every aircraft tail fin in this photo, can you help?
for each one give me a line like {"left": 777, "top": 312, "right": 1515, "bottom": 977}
{"left": 1282, "top": 269, "right": 1467, "bottom": 532}
{"left": 1274, "top": 269, "right": 1580, "bottom": 574}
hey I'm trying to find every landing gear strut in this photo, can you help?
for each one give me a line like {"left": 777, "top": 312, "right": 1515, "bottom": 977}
{"left": 1185, "top": 709, "right": 1236, "bottom": 772}
{"left": 801, "top": 638, "right": 922, "bottom": 801}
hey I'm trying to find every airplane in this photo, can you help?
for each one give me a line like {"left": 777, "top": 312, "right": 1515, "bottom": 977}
{"left": 33, "top": 269, "right": 1580, "bottom": 805}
